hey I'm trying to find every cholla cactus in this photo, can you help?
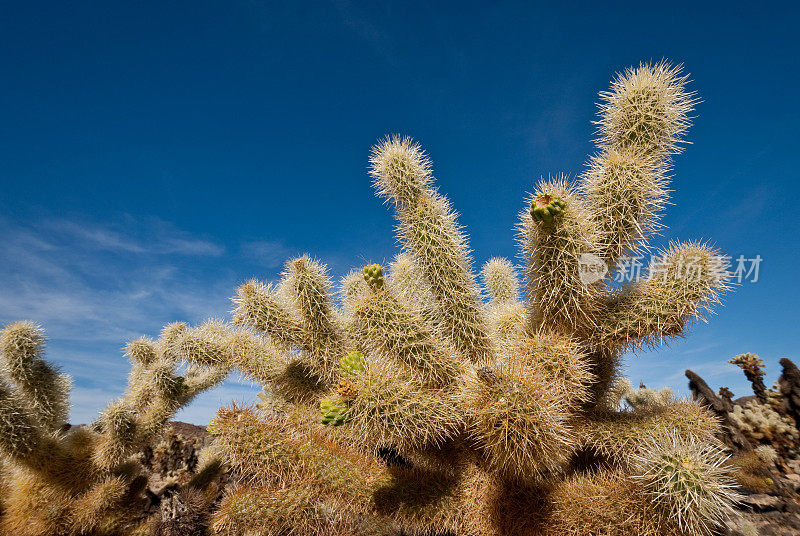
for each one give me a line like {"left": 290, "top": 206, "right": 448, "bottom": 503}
{"left": 729, "top": 399, "right": 799, "bottom": 444}
{"left": 729, "top": 352, "right": 768, "bottom": 402}
{"left": 178, "top": 61, "right": 737, "bottom": 535}
{"left": 0, "top": 321, "right": 229, "bottom": 535}
{"left": 624, "top": 379, "right": 675, "bottom": 410}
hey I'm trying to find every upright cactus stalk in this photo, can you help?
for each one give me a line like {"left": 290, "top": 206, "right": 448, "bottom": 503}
{"left": 0, "top": 321, "right": 71, "bottom": 433}
{"left": 730, "top": 353, "right": 768, "bottom": 403}
{"left": 369, "top": 137, "right": 494, "bottom": 364}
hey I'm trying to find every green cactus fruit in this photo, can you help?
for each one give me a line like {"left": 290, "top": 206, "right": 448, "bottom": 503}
{"left": 340, "top": 351, "right": 366, "bottom": 377}
{"left": 320, "top": 396, "right": 349, "bottom": 426}
{"left": 362, "top": 263, "right": 385, "bottom": 289}
{"left": 530, "top": 193, "right": 566, "bottom": 229}
{"left": 206, "top": 418, "right": 222, "bottom": 435}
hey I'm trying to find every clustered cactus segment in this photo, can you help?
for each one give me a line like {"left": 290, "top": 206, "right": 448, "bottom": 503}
{"left": 461, "top": 359, "right": 576, "bottom": 479}
{"left": 529, "top": 192, "right": 566, "bottom": 229}
{"left": 597, "top": 61, "right": 696, "bottom": 157}
{"left": 112, "top": 61, "right": 737, "bottom": 535}
{"left": 631, "top": 435, "right": 741, "bottom": 535}
{"left": 0, "top": 321, "right": 228, "bottom": 535}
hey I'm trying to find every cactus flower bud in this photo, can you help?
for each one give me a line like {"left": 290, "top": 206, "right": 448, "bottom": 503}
{"left": 362, "top": 263, "right": 385, "bottom": 289}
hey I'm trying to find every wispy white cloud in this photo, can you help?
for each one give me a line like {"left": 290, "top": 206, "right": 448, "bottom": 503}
{"left": 39, "top": 216, "right": 225, "bottom": 256}
{"left": 0, "top": 214, "right": 260, "bottom": 424}
{"left": 240, "top": 239, "right": 297, "bottom": 269}
{"left": 681, "top": 342, "right": 721, "bottom": 355}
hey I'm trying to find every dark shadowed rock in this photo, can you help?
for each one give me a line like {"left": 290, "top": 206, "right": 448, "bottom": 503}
{"left": 686, "top": 369, "right": 752, "bottom": 452}
{"left": 779, "top": 358, "right": 800, "bottom": 430}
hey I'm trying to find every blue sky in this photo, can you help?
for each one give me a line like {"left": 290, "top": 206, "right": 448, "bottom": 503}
{"left": 1, "top": 2, "right": 798, "bottom": 424}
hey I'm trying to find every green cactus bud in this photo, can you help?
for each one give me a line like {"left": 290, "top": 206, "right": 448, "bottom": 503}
{"left": 207, "top": 419, "right": 220, "bottom": 435}
{"left": 530, "top": 192, "right": 566, "bottom": 229}
{"left": 320, "top": 396, "right": 349, "bottom": 426}
{"left": 340, "top": 351, "right": 366, "bottom": 377}
{"left": 362, "top": 263, "right": 385, "bottom": 289}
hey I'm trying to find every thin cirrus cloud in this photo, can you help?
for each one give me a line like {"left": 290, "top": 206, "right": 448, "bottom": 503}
{"left": 0, "top": 214, "right": 294, "bottom": 424}
{"left": 38, "top": 216, "right": 226, "bottom": 256}
{"left": 240, "top": 239, "right": 297, "bottom": 268}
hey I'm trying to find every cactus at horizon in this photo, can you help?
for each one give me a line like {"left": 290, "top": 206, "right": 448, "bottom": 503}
{"left": 1, "top": 61, "right": 741, "bottom": 535}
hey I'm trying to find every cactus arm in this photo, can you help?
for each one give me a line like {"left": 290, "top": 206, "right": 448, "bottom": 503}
{"left": 0, "top": 321, "right": 71, "bottom": 433}
{"left": 500, "top": 331, "right": 594, "bottom": 408}
{"left": 582, "top": 62, "right": 696, "bottom": 268}
{"left": 595, "top": 242, "right": 729, "bottom": 352}
{"left": 121, "top": 337, "right": 160, "bottom": 412}
{"left": 0, "top": 378, "right": 62, "bottom": 471}
{"left": 182, "top": 363, "right": 230, "bottom": 397}
{"left": 578, "top": 400, "right": 720, "bottom": 468}
{"left": 176, "top": 321, "right": 325, "bottom": 403}
{"left": 583, "top": 148, "right": 669, "bottom": 265}
{"left": 369, "top": 136, "right": 493, "bottom": 364}
{"left": 596, "top": 61, "right": 696, "bottom": 158}
{"left": 519, "top": 176, "right": 604, "bottom": 335}
{"left": 388, "top": 253, "right": 439, "bottom": 327}
{"left": 280, "top": 255, "right": 346, "bottom": 384}
{"left": 212, "top": 485, "right": 316, "bottom": 536}
{"left": 232, "top": 279, "right": 305, "bottom": 347}
{"left": 176, "top": 321, "right": 277, "bottom": 386}
{"left": 352, "top": 268, "right": 460, "bottom": 388}
{"left": 461, "top": 361, "right": 576, "bottom": 479}
{"left": 546, "top": 470, "right": 665, "bottom": 536}
{"left": 630, "top": 434, "right": 741, "bottom": 535}
{"left": 68, "top": 476, "right": 129, "bottom": 533}
{"left": 481, "top": 257, "right": 521, "bottom": 306}
{"left": 346, "top": 361, "right": 465, "bottom": 453}
{"left": 210, "top": 405, "right": 392, "bottom": 498}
